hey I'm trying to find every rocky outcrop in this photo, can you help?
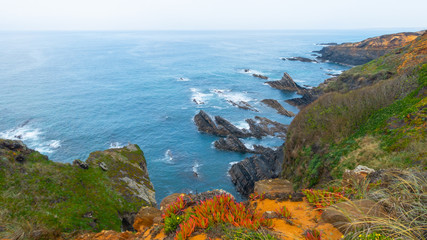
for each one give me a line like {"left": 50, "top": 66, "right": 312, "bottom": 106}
{"left": 317, "top": 31, "right": 424, "bottom": 65}
{"left": 246, "top": 116, "right": 288, "bottom": 139}
{"left": 214, "top": 116, "right": 251, "bottom": 138}
{"left": 285, "top": 88, "right": 319, "bottom": 109}
{"left": 252, "top": 73, "right": 268, "bottom": 79}
{"left": 86, "top": 144, "right": 156, "bottom": 207}
{"left": 214, "top": 135, "right": 252, "bottom": 153}
{"left": 194, "top": 110, "right": 251, "bottom": 137}
{"left": 227, "top": 100, "right": 258, "bottom": 112}
{"left": 261, "top": 99, "right": 295, "bottom": 117}
{"left": 265, "top": 72, "right": 306, "bottom": 93}
{"left": 254, "top": 178, "right": 294, "bottom": 198}
{"left": 282, "top": 57, "right": 318, "bottom": 63}
{"left": 229, "top": 145, "right": 284, "bottom": 196}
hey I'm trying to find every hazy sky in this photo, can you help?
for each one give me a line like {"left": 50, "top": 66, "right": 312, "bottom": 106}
{"left": 1, "top": 0, "right": 426, "bottom": 31}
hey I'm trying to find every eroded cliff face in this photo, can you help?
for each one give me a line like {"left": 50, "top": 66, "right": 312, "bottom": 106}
{"left": 317, "top": 31, "right": 424, "bottom": 65}
{"left": 0, "top": 139, "right": 155, "bottom": 238}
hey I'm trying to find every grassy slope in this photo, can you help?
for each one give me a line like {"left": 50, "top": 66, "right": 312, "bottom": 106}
{"left": 0, "top": 144, "right": 147, "bottom": 239}
{"left": 282, "top": 33, "right": 427, "bottom": 188}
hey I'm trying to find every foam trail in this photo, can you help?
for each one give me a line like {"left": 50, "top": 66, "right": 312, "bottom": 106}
{"left": 192, "top": 160, "right": 202, "bottom": 177}
{"left": 190, "top": 88, "right": 213, "bottom": 105}
{"left": 109, "top": 142, "right": 124, "bottom": 149}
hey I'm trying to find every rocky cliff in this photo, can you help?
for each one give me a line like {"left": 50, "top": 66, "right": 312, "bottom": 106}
{"left": 0, "top": 139, "right": 155, "bottom": 239}
{"left": 317, "top": 31, "right": 424, "bottom": 65}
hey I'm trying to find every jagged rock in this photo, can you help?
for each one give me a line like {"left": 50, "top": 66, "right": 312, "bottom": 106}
{"left": 73, "top": 159, "right": 89, "bottom": 169}
{"left": 254, "top": 178, "right": 294, "bottom": 198}
{"left": 261, "top": 99, "right": 295, "bottom": 117}
{"left": 229, "top": 145, "right": 284, "bottom": 196}
{"left": 214, "top": 135, "right": 253, "bottom": 153}
{"left": 214, "top": 116, "right": 250, "bottom": 138}
{"left": 282, "top": 57, "right": 318, "bottom": 63}
{"left": 194, "top": 110, "right": 221, "bottom": 135}
{"left": 265, "top": 72, "right": 306, "bottom": 93}
{"left": 245, "top": 116, "right": 288, "bottom": 139}
{"left": 0, "top": 139, "right": 42, "bottom": 164}
{"left": 322, "top": 199, "right": 387, "bottom": 232}
{"left": 285, "top": 89, "right": 318, "bottom": 109}
{"left": 133, "top": 207, "right": 162, "bottom": 232}
{"left": 86, "top": 144, "right": 156, "bottom": 207}
{"left": 252, "top": 73, "right": 268, "bottom": 79}
{"left": 317, "top": 31, "right": 424, "bottom": 65}
{"left": 227, "top": 100, "right": 258, "bottom": 112}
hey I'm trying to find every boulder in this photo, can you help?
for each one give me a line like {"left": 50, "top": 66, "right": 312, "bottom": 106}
{"left": 133, "top": 207, "right": 162, "bottom": 232}
{"left": 254, "top": 178, "right": 294, "bottom": 198}
{"left": 261, "top": 99, "right": 295, "bottom": 117}
{"left": 322, "top": 199, "right": 387, "bottom": 231}
{"left": 73, "top": 159, "right": 89, "bottom": 169}
{"left": 342, "top": 165, "right": 375, "bottom": 187}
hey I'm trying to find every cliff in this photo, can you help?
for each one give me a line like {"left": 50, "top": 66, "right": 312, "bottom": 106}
{"left": 282, "top": 32, "right": 427, "bottom": 188}
{"left": 317, "top": 31, "right": 424, "bottom": 65}
{"left": 0, "top": 140, "right": 155, "bottom": 239}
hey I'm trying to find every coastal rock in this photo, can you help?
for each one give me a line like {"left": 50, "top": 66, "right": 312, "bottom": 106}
{"left": 0, "top": 139, "right": 41, "bottom": 164}
{"left": 86, "top": 144, "right": 156, "bottom": 207}
{"left": 214, "top": 135, "right": 252, "bottom": 153}
{"left": 254, "top": 178, "right": 294, "bottom": 198}
{"left": 227, "top": 100, "right": 258, "bottom": 112}
{"left": 229, "top": 145, "right": 284, "bottom": 196}
{"left": 265, "top": 72, "right": 305, "bottom": 93}
{"left": 317, "top": 42, "right": 338, "bottom": 46}
{"left": 193, "top": 110, "right": 224, "bottom": 136}
{"left": 282, "top": 57, "right": 318, "bottom": 63}
{"left": 245, "top": 116, "right": 288, "bottom": 139}
{"left": 261, "top": 99, "right": 295, "bottom": 117}
{"left": 252, "top": 73, "right": 268, "bottom": 79}
{"left": 285, "top": 89, "right": 318, "bottom": 109}
{"left": 215, "top": 116, "right": 251, "bottom": 138}
{"left": 317, "top": 31, "right": 424, "bottom": 65}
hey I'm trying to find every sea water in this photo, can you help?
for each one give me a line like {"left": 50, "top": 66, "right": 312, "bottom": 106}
{"left": 0, "top": 29, "right": 408, "bottom": 202}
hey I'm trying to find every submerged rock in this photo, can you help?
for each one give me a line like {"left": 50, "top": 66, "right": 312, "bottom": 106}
{"left": 282, "top": 57, "right": 318, "bottom": 63}
{"left": 252, "top": 73, "right": 268, "bottom": 79}
{"left": 229, "top": 145, "right": 284, "bottom": 196}
{"left": 261, "top": 99, "right": 295, "bottom": 117}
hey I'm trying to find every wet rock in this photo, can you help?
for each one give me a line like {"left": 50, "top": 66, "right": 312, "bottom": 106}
{"left": 261, "top": 99, "right": 295, "bottom": 117}
{"left": 285, "top": 89, "right": 318, "bottom": 109}
{"left": 227, "top": 100, "right": 258, "bottom": 112}
{"left": 215, "top": 116, "right": 251, "bottom": 138}
{"left": 282, "top": 57, "right": 318, "bottom": 63}
{"left": 73, "top": 159, "right": 89, "bottom": 170}
{"left": 194, "top": 110, "right": 224, "bottom": 136}
{"left": 133, "top": 207, "right": 162, "bottom": 232}
{"left": 214, "top": 135, "right": 253, "bottom": 153}
{"left": 252, "top": 73, "right": 268, "bottom": 79}
{"left": 245, "top": 116, "right": 288, "bottom": 139}
{"left": 229, "top": 145, "right": 284, "bottom": 196}
{"left": 254, "top": 178, "right": 294, "bottom": 198}
{"left": 265, "top": 72, "right": 306, "bottom": 93}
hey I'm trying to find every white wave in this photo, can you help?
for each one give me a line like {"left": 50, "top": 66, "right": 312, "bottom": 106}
{"left": 229, "top": 161, "right": 239, "bottom": 167}
{"left": 165, "top": 149, "right": 173, "bottom": 162}
{"left": 48, "top": 140, "right": 61, "bottom": 149}
{"left": 293, "top": 79, "right": 306, "bottom": 83}
{"left": 109, "top": 142, "right": 124, "bottom": 149}
{"left": 190, "top": 88, "right": 213, "bottom": 105}
{"left": 326, "top": 69, "right": 344, "bottom": 75}
{"left": 177, "top": 77, "right": 190, "bottom": 82}
{"left": 238, "top": 69, "right": 264, "bottom": 75}
{"left": 235, "top": 121, "right": 249, "bottom": 130}
{"left": 211, "top": 89, "right": 252, "bottom": 103}
{"left": 192, "top": 160, "right": 201, "bottom": 175}
{"left": 0, "top": 125, "right": 41, "bottom": 141}
{"left": 243, "top": 143, "right": 255, "bottom": 150}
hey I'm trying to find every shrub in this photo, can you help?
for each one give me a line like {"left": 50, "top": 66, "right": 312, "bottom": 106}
{"left": 275, "top": 206, "right": 292, "bottom": 219}
{"left": 304, "top": 229, "right": 322, "bottom": 240}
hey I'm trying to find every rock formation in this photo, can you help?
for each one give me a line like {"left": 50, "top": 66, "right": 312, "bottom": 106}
{"left": 227, "top": 100, "right": 258, "bottom": 112}
{"left": 252, "top": 73, "right": 268, "bottom": 79}
{"left": 282, "top": 57, "right": 318, "bottom": 63}
{"left": 229, "top": 145, "right": 284, "bottom": 196}
{"left": 214, "top": 135, "right": 253, "bottom": 153}
{"left": 245, "top": 116, "right": 288, "bottom": 139}
{"left": 317, "top": 31, "right": 424, "bottom": 65}
{"left": 265, "top": 72, "right": 306, "bottom": 93}
{"left": 261, "top": 99, "right": 295, "bottom": 117}
{"left": 194, "top": 110, "right": 250, "bottom": 138}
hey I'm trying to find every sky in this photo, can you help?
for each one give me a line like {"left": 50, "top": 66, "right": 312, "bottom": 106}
{"left": 0, "top": 0, "right": 426, "bottom": 31}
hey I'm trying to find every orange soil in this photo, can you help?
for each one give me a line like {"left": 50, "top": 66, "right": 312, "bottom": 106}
{"left": 254, "top": 199, "right": 343, "bottom": 240}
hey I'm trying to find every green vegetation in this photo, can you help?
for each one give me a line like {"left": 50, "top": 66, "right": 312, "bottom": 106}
{"left": 224, "top": 228, "right": 278, "bottom": 240}
{"left": 282, "top": 34, "right": 426, "bottom": 188}
{"left": 0, "top": 141, "right": 152, "bottom": 239}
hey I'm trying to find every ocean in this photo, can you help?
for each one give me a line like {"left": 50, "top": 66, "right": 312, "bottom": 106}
{"left": 0, "top": 29, "right": 408, "bottom": 202}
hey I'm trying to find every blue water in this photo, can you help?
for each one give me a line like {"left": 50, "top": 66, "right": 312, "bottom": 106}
{"left": 0, "top": 29, "right": 409, "bottom": 202}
